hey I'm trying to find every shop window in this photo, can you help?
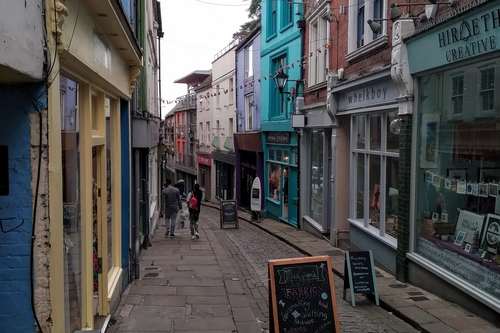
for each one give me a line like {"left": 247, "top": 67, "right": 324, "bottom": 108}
{"left": 215, "top": 161, "right": 234, "bottom": 200}
{"left": 310, "top": 131, "right": 324, "bottom": 224}
{"left": 283, "top": 151, "right": 290, "bottom": 164}
{"left": 414, "top": 62, "right": 500, "bottom": 303}
{"left": 105, "top": 98, "right": 113, "bottom": 273}
{"left": 276, "top": 150, "right": 283, "bottom": 162}
{"left": 269, "top": 149, "right": 275, "bottom": 161}
{"left": 61, "top": 77, "right": 81, "bottom": 332}
{"left": 351, "top": 111, "right": 399, "bottom": 238}
{"left": 269, "top": 163, "right": 282, "bottom": 202}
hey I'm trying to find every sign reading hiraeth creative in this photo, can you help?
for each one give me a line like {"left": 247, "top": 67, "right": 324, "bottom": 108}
{"left": 408, "top": 3, "right": 500, "bottom": 74}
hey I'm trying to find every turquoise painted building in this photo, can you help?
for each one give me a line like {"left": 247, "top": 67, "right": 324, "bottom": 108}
{"left": 260, "top": 0, "right": 304, "bottom": 227}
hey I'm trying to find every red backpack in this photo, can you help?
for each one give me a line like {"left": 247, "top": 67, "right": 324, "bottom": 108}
{"left": 188, "top": 191, "right": 198, "bottom": 210}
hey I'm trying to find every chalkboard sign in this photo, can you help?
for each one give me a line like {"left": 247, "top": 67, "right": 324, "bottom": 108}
{"left": 342, "top": 250, "right": 379, "bottom": 307}
{"left": 220, "top": 200, "right": 239, "bottom": 229}
{"left": 268, "top": 256, "right": 340, "bottom": 333}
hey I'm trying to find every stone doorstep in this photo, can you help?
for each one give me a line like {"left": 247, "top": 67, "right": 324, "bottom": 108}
{"left": 201, "top": 202, "right": 493, "bottom": 333}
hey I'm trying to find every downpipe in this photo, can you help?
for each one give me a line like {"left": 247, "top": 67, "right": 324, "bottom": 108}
{"left": 134, "top": 150, "right": 141, "bottom": 279}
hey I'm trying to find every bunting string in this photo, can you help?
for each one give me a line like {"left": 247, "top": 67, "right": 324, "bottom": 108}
{"left": 160, "top": 42, "right": 331, "bottom": 105}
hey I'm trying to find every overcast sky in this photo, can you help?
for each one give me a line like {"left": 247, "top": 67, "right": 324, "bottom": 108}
{"left": 159, "top": 0, "right": 250, "bottom": 118}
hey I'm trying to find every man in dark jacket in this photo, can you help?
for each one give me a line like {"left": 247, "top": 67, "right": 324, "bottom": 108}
{"left": 174, "top": 179, "right": 185, "bottom": 197}
{"left": 186, "top": 183, "right": 203, "bottom": 239}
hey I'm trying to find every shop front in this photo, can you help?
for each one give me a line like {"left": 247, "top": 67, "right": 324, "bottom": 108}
{"left": 333, "top": 70, "right": 400, "bottom": 273}
{"left": 50, "top": 0, "right": 141, "bottom": 330}
{"left": 263, "top": 131, "right": 299, "bottom": 226}
{"left": 235, "top": 132, "right": 264, "bottom": 211}
{"left": 197, "top": 154, "right": 212, "bottom": 201}
{"left": 404, "top": 1, "right": 500, "bottom": 318}
{"left": 212, "top": 150, "right": 236, "bottom": 200}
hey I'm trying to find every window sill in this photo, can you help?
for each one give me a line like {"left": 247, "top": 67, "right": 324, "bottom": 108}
{"left": 280, "top": 22, "right": 293, "bottom": 33}
{"left": 266, "top": 33, "right": 277, "bottom": 43}
{"left": 266, "top": 197, "right": 281, "bottom": 205}
{"left": 307, "top": 81, "right": 327, "bottom": 93}
{"left": 345, "top": 35, "right": 389, "bottom": 63}
{"left": 270, "top": 115, "right": 288, "bottom": 121}
{"left": 348, "top": 218, "right": 397, "bottom": 249}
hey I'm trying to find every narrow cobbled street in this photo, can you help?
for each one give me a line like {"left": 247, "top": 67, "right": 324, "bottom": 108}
{"left": 109, "top": 206, "right": 418, "bottom": 332}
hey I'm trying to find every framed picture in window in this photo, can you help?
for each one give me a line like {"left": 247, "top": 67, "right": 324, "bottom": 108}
{"left": 447, "top": 168, "right": 467, "bottom": 181}
{"left": 481, "top": 213, "right": 500, "bottom": 253}
{"left": 419, "top": 114, "right": 439, "bottom": 169}
{"left": 479, "top": 168, "right": 500, "bottom": 184}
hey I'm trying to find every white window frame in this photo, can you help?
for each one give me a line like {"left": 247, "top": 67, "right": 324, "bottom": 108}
{"left": 229, "top": 78, "right": 234, "bottom": 105}
{"left": 349, "top": 112, "right": 398, "bottom": 248}
{"left": 346, "top": 0, "right": 388, "bottom": 62}
{"left": 308, "top": 5, "right": 330, "bottom": 88}
{"left": 245, "top": 94, "right": 254, "bottom": 131}
{"left": 245, "top": 44, "right": 254, "bottom": 78}
{"left": 478, "top": 66, "right": 496, "bottom": 117}
{"left": 206, "top": 121, "right": 211, "bottom": 144}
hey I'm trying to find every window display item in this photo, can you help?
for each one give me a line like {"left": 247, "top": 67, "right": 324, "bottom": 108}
{"left": 421, "top": 218, "right": 454, "bottom": 237}
{"left": 441, "top": 213, "right": 448, "bottom": 222}
{"left": 454, "top": 231, "right": 466, "bottom": 247}
{"left": 465, "top": 243, "right": 472, "bottom": 252}
{"left": 482, "top": 214, "right": 500, "bottom": 254}
{"left": 455, "top": 210, "right": 484, "bottom": 245}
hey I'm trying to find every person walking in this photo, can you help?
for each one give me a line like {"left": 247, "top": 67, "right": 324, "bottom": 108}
{"left": 174, "top": 179, "right": 185, "bottom": 197}
{"left": 186, "top": 183, "right": 203, "bottom": 239}
{"left": 162, "top": 179, "right": 182, "bottom": 238}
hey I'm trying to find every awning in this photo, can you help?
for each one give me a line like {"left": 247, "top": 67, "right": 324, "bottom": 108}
{"left": 234, "top": 132, "right": 263, "bottom": 152}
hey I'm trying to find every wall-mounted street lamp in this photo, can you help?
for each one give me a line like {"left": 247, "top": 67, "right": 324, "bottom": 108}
{"left": 187, "top": 128, "right": 194, "bottom": 140}
{"left": 273, "top": 70, "right": 304, "bottom": 120}
{"left": 367, "top": 1, "right": 459, "bottom": 34}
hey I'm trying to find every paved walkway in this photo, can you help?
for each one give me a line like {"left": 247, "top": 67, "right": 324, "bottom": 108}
{"left": 109, "top": 205, "right": 425, "bottom": 332}
{"left": 198, "top": 201, "right": 499, "bottom": 333}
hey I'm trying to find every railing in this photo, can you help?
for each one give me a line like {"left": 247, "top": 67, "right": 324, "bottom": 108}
{"left": 175, "top": 93, "right": 197, "bottom": 110}
{"left": 214, "top": 39, "right": 239, "bottom": 61}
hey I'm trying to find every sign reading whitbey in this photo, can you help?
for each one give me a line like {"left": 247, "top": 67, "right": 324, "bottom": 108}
{"left": 268, "top": 256, "right": 340, "bottom": 333}
{"left": 343, "top": 250, "right": 380, "bottom": 307}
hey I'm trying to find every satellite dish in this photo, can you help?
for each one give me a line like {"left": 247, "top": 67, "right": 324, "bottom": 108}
{"left": 390, "top": 118, "right": 402, "bottom": 135}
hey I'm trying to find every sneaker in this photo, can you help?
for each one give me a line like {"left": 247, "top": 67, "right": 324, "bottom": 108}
{"left": 165, "top": 229, "right": 170, "bottom": 237}
{"left": 191, "top": 235, "right": 196, "bottom": 240}
{"left": 170, "top": 234, "right": 175, "bottom": 238}
{"left": 195, "top": 232, "right": 199, "bottom": 239}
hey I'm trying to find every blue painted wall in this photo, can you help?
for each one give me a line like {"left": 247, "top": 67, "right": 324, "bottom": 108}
{"left": 0, "top": 83, "right": 46, "bottom": 333}
{"left": 236, "top": 29, "right": 261, "bottom": 132}
{"left": 260, "top": 0, "right": 303, "bottom": 132}
{"left": 120, "top": 99, "right": 131, "bottom": 290}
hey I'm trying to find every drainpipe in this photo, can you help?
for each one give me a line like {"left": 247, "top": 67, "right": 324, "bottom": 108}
{"left": 296, "top": 14, "right": 306, "bottom": 229}
{"left": 134, "top": 150, "right": 141, "bottom": 279}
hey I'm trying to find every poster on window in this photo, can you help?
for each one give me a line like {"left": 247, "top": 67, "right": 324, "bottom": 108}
{"left": 419, "top": 114, "right": 439, "bottom": 169}
{"left": 482, "top": 214, "right": 500, "bottom": 253}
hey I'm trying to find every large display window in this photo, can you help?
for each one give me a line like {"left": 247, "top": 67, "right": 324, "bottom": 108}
{"left": 413, "top": 58, "right": 500, "bottom": 303}
{"left": 350, "top": 111, "right": 400, "bottom": 240}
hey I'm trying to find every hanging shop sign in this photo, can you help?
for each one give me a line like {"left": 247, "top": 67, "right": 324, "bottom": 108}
{"left": 266, "top": 132, "right": 291, "bottom": 144}
{"left": 408, "top": 2, "right": 500, "bottom": 74}
{"left": 197, "top": 155, "right": 211, "bottom": 166}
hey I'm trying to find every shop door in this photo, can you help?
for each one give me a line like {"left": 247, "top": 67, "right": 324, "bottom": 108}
{"left": 92, "top": 145, "right": 109, "bottom": 317}
{"left": 241, "top": 166, "right": 256, "bottom": 210}
{"left": 287, "top": 167, "right": 298, "bottom": 227}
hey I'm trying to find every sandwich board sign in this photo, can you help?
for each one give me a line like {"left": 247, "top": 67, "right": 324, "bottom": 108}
{"left": 342, "top": 250, "right": 379, "bottom": 307}
{"left": 250, "top": 177, "right": 261, "bottom": 212}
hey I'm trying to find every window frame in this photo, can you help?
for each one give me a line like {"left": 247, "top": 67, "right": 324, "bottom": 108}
{"left": 267, "top": 0, "right": 278, "bottom": 39}
{"left": 479, "top": 66, "right": 495, "bottom": 116}
{"left": 347, "top": 0, "right": 388, "bottom": 62}
{"left": 308, "top": 5, "right": 330, "bottom": 88}
{"left": 245, "top": 44, "right": 254, "bottom": 78}
{"left": 270, "top": 53, "right": 288, "bottom": 119}
{"left": 280, "top": 0, "right": 294, "bottom": 31}
{"left": 245, "top": 94, "right": 254, "bottom": 131}
{"left": 349, "top": 112, "right": 399, "bottom": 246}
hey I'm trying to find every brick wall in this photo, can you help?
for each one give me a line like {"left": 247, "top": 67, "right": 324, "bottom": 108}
{"left": 0, "top": 85, "right": 51, "bottom": 332}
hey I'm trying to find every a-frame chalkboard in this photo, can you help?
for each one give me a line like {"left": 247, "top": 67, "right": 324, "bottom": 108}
{"left": 342, "top": 250, "right": 380, "bottom": 307}
{"left": 220, "top": 199, "right": 239, "bottom": 229}
{"left": 268, "top": 256, "right": 340, "bottom": 333}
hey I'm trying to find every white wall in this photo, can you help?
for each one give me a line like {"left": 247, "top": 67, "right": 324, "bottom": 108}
{"left": 0, "top": 0, "right": 45, "bottom": 82}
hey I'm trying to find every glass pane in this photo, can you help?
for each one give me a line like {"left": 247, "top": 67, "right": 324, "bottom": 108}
{"left": 269, "top": 149, "right": 275, "bottom": 161}
{"left": 355, "top": 115, "right": 365, "bottom": 149}
{"left": 386, "top": 156, "right": 399, "bottom": 238}
{"left": 369, "top": 114, "right": 381, "bottom": 150}
{"left": 61, "top": 78, "right": 81, "bottom": 333}
{"left": 269, "top": 163, "right": 282, "bottom": 202}
{"left": 91, "top": 95, "right": 98, "bottom": 131}
{"left": 105, "top": 98, "right": 112, "bottom": 272}
{"left": 276, "top": 150, "right": 282, "bottom": 162}
{"left": 355, "top": 153, "right": 365, "bottom": 220}
{"left": 368, "top": 155, "right": 381, "bottom": 228}
{"left": 283, "top": 151, "right": 290, "bottom": 163}
{"left": 310, "top": 131, "right": 324, "bottom": 224}
{"left": 387, "top": 111, "right": 400, "bottom": 153}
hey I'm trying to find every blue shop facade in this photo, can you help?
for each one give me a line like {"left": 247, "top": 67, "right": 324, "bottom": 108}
{"left": 260, "top": 0, "right": 303, "bottom": 227}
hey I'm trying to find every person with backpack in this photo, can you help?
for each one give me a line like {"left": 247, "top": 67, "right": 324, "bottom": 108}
{"left": 186, "top": 183, "right": 203, "bottom": 239}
